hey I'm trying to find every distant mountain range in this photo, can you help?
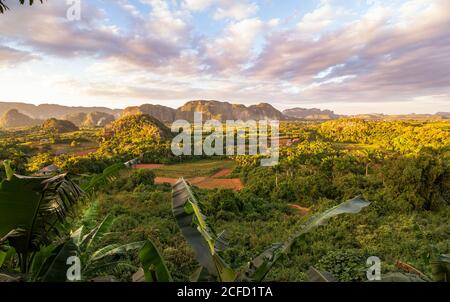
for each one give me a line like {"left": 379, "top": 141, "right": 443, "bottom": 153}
{"left": 0, "top": 100, "right": 448, "bottom": 129}
{"left": 124, "top": 101, "right": 286, "bottom": 122}
{"left": 283, "top": 108, "right": 340, "bottom": 120}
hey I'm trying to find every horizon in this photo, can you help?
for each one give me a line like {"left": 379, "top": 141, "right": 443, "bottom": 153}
{"left": 0, "top": 0, "right": 449, "bottom": 114}
{"left": 0, "top": 99, "right": 448, "bottom": 116}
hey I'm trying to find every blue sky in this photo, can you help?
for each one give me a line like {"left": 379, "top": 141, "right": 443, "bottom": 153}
{"left": 0, "top": 0, "right": 449, "bottom": 114}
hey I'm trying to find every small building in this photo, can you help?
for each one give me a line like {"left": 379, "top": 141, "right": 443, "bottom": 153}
{"left": 38, "top": 164, "right": 60, "bottom": 176}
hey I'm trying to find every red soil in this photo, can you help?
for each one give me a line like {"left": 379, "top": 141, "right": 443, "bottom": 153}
{"left": 211, "top": 168, "right": 233, "bottom": 178}
{"left": 155, "top": 172, "right": 244, "bottom": 191}
{"left": 133, "top": 164, "right": 165, "bottom": 169}
{"left": 74, "top": 149, "right": 98, "bottom": 156}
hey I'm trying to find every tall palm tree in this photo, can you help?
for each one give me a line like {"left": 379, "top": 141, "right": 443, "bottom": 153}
{"left": 0, "top": 0, "right": 44, "bottom": 14}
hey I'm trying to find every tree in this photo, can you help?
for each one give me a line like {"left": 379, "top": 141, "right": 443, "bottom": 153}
{"left": 0, "top": 0, "right": 44, "bottom": 14}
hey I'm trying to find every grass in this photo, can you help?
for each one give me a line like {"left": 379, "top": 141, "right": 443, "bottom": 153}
{"left": 153, "top": 159, "right": 236, "bottom": 178}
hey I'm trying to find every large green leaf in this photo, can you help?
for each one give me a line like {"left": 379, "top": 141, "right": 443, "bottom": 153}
{"left": 37, "top": 240, "right": 79, "bottom": 282}
{"left": 370, "top": 272, "right": 426, "bottom": 282}
{"left": 0, "top": 172, "right": 83, "bottom": 254}
{"left": 0, "top": 246, "right": 14, "bottom": 269}
{"left": 138, "top": 240, "right": 172, "bottom": 282}
{"left": 80, "top": 214, "right": 115, "bottom": 252}
{"left": 307, "top": 267, "right": 337, "bottom": 282}
{"left": 431, "top": 254, "right": 450, "bottom": 282}
{"left": 89, "top": 241, "right": 144, "bottom": 262}
{"left": 172, "top": 178, "right": 236, "bottom": 282}
{"left": 244, "top": 196, "right": 370, "bottom": 281}
{"left": 82, "top": 163, "right": 125, "bottom": 193}
{"left": 0, "top": 161, "right": 83, "bottom": 273}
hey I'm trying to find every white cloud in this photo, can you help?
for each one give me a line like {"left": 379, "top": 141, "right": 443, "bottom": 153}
{"left": 183, "top": 0, "right": 214, "bottom": 11}
{"left": 213, "top": 1, "right": 258, "bottom": 20}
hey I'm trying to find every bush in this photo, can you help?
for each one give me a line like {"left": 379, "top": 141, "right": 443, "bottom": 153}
{"left": 317, "top": 250, "right": 367, "bottom": 282}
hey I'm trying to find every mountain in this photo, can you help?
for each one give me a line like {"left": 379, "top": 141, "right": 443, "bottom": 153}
{"left": 283, "top": 108, "right": 341, "bottom": 120}
{"left": 0, "top": 109, "right": 41, "bottom": 128}
{"left": 1, "top": 101, "right": 448, "bottom": 125}
{"left": 62, "top": 111, "right": 116, "bottom": 127}
{"left": 352, "top": 113, "right": 449, "bottom": 121}
{"left": 122, "top": 104, "right": 177, "bottom": 123}
{"left": 42, "top": 118, "right": 78, "bottom": 133}
{"left": 436, "top": 112, "right": 450, "bottom": 119}
{"left": 0, "top": 102, "right": 121, "bottom": 120}
{"left": 175, "top": 100, "right": 285, "bottom": 121}
{"left": 82, "top": 112, "right": 115, "bottom": 127}
{"left": 63, "top": 112, "right": 87, "bottom": 127}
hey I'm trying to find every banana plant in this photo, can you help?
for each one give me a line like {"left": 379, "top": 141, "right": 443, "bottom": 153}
{"left": 0, "top": 160, "right": 83, "bottom": 274}
{"left": 243, "top": 196, "right": 371, "bottom": 281}
{"left": 431, "top": 254, "right": 450, "bottom": 282}
{"left": 33, "top": 214, "right": 145, "bottom": 281}
{"left": 171, "top": 178, "right": 371, "bottom": 282}
{"left": 81, "top": 163, "right": 126, "bottom": 195}
{"left": 172, "top": 178, "right": 236, "bottom": 282}
{"left": 134, "top": 239, "right": 172, "bottom": 282}
{"left": 0, "top": 0, "right": 44, "bottom": 14}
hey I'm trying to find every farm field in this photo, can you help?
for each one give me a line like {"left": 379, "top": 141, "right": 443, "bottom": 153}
{"left": 137, "top": 159, "right": 243, "bottom": 190}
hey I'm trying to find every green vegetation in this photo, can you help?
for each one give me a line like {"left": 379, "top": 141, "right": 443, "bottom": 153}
{"left": 0, "top": 117, "right": 449, "bottom": 282}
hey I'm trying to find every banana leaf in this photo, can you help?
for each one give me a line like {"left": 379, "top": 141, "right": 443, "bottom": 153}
{"left": 172, "top": 178, "right": 236, "bottom": 282}
{"left": 244, "top": 196, "right": 370, "bottom": 281}
{"left": 138, "top": 240, "right": 172, "bottom": 282}
{"left": 0, "top": 161, "right": 83, "bottom": 273}
{"left": 82, "top": 163, "right": 125, "bottom": 193}
{"left": 431, "top": 254, "right": 450, "bottom": 282}
{"left": 307, "top": 267, "right": 337, "bottom": 282}
{"left": 36, "top": 240, "right": 79, "bottom": 282}
{"left": 369, "top": 272, "right": 426, "bottom": 282}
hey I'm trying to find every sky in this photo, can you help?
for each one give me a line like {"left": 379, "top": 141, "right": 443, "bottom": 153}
{"left": 0, "top": 0, "right": 449, "bottom": 114}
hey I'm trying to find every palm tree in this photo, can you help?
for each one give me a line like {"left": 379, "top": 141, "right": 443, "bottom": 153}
{"left": 0, "top": 0, "right": 44, "bottom": 14}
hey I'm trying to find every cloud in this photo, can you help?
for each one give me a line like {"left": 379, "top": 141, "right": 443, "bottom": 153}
{"left": 248, "top": 0, "right": 450, "bottom": 104}
{"left": 0, "top": 0, "right": 449, "bottom": 113}
{"left": 213, "top": 0, "right": 259, "bottom": 20}
{"left": 183, "top": 0, "right": 214, "bottom": 11}
{"left": 0, "top": 46, "right": 36, "bottom": 67}
{"left": 201, "top": 18, "right": 264, "bottom": 74}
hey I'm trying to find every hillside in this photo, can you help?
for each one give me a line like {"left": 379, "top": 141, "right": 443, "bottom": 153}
{"left": 174, "top": 100, "right": 285, "bottom": 121}
{"left": 283, "top": 108, "right": 341, "bottom": 120}
{"left": 0, "top": 102, "right": 121, "bottom": 120}
{"left": 122, "top": 104, "right": 177, "bottom": 123}
{"left": 1, "top": 101, "right": 448, "bottom": 125}
{"left": 42, "top": 118, "right": 79, "bottom": 133}
{"left": 63, "top": 111, "right": 115, "bottom": 127}
{"left": 0, "top": 109, "right": 41, "bottom": 128}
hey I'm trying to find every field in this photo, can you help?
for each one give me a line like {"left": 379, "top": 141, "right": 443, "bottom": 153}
{"left": 151, "top": 159, "right": 236, "bottom": 178}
